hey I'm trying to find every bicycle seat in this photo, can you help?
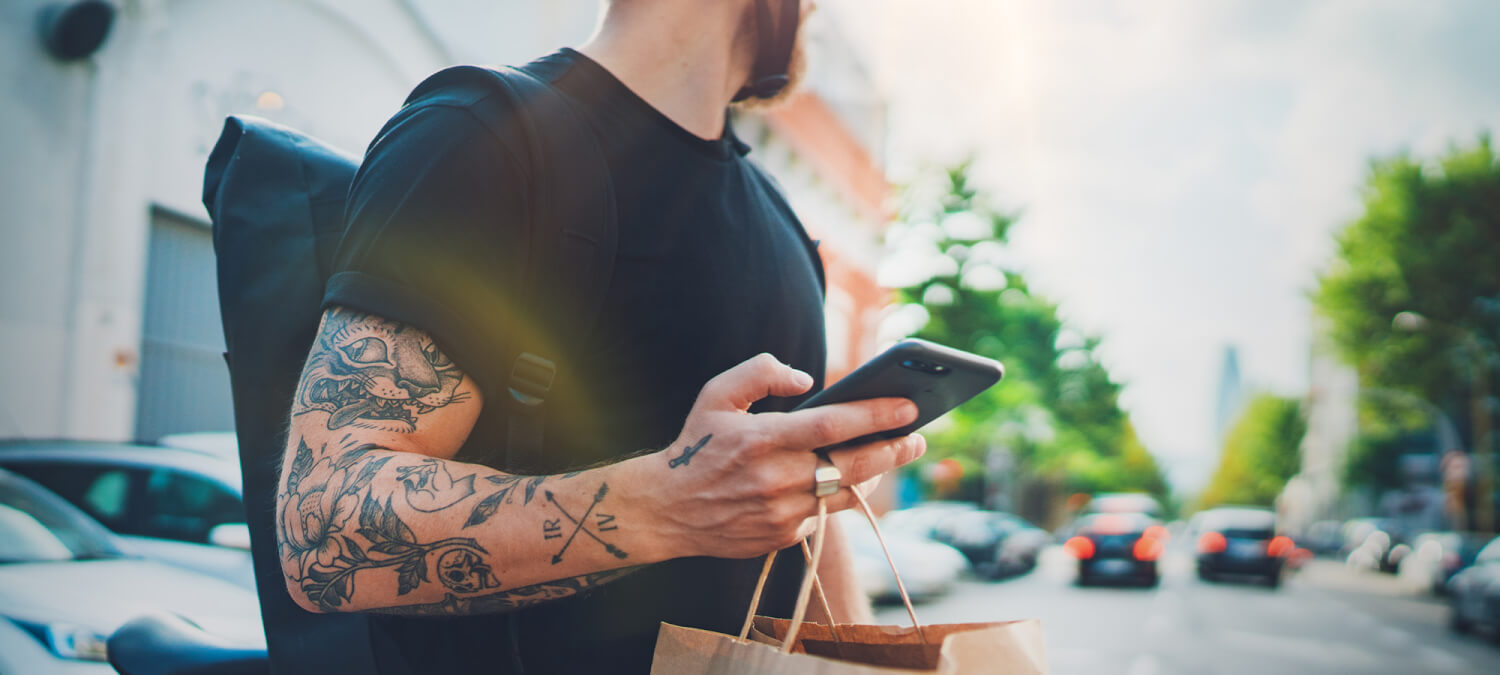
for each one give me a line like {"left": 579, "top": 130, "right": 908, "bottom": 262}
{"left": 108, "top": 613, "right": 267, "bottom": 675}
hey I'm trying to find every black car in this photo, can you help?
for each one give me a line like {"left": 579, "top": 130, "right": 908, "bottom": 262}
{"left": 1195, "top": 507, "right": 1291, "bottom": 587}
{"left": 1448, "top": 535, "right": 1500, "bottom": 638}
{"left": 1065, "top": 512, "right": 1164, "bottom": 587}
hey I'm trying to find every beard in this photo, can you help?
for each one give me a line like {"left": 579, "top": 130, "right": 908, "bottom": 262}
{"left": 734, "top": 1, "right": 812, "bottom": 110}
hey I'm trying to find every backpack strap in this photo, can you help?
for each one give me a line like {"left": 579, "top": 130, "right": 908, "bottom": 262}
{"left": 409, "top": 65, "right": 618, "bottom": 469}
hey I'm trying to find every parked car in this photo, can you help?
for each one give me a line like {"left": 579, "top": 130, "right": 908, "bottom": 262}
{"left": 1064, "top": 512, "right": 1164, "bottom": 587}
{"left": 1300, "top": 519, "right": 1345, "bottom": 557}
{"left": 0, "top": 440, "right": 253, "bottom": 589}
{"left": 0, "top": 467, "right": 262, "bottom": 673}
{"left": 842, "top": 510, "right": 969, "bottom": 603}
{"left": 1448, "top": 535, "right": 1500, "bottom": 638}
{"left": 932, "top": 509, "right": 1048, "bottom": 578}
{"left": 1399, "top": 532, "right": 1490, "bottom": 595}
{"left": 1194, "top": 507, "right": 1291, "bottom": 588}
{"left": 880, "top": 501, "right": 977, "bottom": 542}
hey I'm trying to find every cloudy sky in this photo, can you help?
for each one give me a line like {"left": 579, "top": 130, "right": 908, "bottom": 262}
{"left": 822, "top": 0, "right": 1500, "bottom": 490}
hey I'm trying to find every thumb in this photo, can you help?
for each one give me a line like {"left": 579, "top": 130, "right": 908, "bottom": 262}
{"left": 700, "top": 353, "right": 815, "bottom": 412}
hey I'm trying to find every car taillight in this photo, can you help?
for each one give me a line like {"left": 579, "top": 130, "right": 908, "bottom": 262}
{"left": 1064, "top": 536, "right": 1096, "bottom": 559}
{"left": 1198, "top": 531, "right": 1227, "bottom": 554}
{"left": 1267, "top": 536, "right": 1294, "bottom": 557}
{"left": 1133, "top": 536, "right": 1163, "bottom": 561}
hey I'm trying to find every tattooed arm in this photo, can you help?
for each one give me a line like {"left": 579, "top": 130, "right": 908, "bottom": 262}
{"left": 277, "top": 307, "right": 926, "bottom": 616}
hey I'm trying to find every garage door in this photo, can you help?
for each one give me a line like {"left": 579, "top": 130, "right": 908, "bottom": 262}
{"left": 133, "top": 208, "right": 234, "bottom": 442}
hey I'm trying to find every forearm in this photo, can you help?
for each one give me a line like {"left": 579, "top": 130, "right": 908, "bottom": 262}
{"left": 277, "top": 434, "right": 667, "bottom": 615}
{"left": 809, "top": 513, "right": 874, "bottom": 625}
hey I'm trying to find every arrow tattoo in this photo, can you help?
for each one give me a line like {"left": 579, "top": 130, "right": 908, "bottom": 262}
{"left": 668, "top": 434, "right": 712, "bottom": 469}
{"left": 546, "top": 484, "right": 627, "bottom": 564}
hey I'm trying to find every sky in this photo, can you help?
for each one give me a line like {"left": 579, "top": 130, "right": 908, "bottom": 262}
{"left": 821, "top": 0, "right": 1500, "bottom": 491}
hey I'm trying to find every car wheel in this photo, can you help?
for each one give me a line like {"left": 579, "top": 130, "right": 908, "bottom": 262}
{"left": 1265, "top": 573, "right": 1281, "bottom": 590}
{"left": 1197, "top": 570, "right": 1214, "bottom": 583}
{"left": 1144, "top": 574, "right": 1160, "bottom": 588}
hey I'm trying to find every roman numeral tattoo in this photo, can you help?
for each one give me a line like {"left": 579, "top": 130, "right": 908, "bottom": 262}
{"left": 544, "top": 485, "right": 628, "bottom": 564}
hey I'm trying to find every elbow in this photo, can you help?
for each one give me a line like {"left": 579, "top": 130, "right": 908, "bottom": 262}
{"left": 276, "top": 519, "right": 349, "bottom": 614}
{"left": 285, "top": 576, "right": 329, "bottom": 614}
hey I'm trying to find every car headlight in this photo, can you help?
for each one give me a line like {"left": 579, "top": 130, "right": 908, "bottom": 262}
{"left": 9, "top": 618, "right": 109, "bottom": 662}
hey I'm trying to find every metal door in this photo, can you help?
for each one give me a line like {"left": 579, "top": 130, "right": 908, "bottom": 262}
{"left": 133, "top": 209, "right": 234, "bottom": 442}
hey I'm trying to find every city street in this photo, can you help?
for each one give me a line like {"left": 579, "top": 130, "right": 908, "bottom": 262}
{"left": 874, "top": 546, "right": 1500, "bottom": 675}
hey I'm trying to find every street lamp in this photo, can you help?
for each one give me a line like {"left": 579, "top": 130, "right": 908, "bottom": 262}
{"left": 1392, "top": 310, "right": 1494, "bottom": 534}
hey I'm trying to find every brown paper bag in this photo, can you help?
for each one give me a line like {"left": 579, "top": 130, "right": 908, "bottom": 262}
{"left": 654, "top": 618, "right": 1046, "bottom": 674}
{"left": 650, "top": 493, "right": 1048, "bottom": 674}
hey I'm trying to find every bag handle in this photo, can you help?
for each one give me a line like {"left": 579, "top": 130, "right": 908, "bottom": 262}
{"left": 738, "top": 489, "right": 930, "bottom": 653}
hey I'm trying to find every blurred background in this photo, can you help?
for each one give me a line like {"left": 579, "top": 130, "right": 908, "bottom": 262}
{"left": 2, "top": 0, "right": 1500, "bottom": 673}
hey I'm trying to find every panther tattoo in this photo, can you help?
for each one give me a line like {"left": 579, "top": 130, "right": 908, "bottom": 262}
{"left": 295, "top": 311, "right": 467, "bottom": 431}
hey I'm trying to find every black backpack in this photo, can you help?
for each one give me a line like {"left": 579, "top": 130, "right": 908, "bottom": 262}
{"left": 204, "top": 66, "right": 616, "bottom": 673}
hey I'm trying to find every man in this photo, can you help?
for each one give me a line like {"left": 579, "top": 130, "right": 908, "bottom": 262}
{"left": 275, "top": 0, "right": 925, "bottom": 672}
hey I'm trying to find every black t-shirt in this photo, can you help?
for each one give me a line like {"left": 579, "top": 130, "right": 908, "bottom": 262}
{"left": 323, "top": 49, "right": 827, "bottom": 674}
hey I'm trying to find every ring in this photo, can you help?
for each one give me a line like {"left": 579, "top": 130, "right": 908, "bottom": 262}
{"left": 813, "top": 452, "right": 842, "bottom": 498}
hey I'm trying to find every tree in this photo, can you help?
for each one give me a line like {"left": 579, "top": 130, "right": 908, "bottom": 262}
{"left": 1314, "top": 135, "right": 1500, "bottom": 430}
{"left": 884, "top": 163, "right": 1170, "bottom": 515}
{"left": 1314, "top": 134, "right": 1500, "bottom": 528}
{"left": 1198, "top": 394, "right": 1305, "bottom": 509}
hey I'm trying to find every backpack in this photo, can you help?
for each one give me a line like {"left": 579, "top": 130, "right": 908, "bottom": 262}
{"left": 204, "top": 66, "right": 617, "bottom": 673}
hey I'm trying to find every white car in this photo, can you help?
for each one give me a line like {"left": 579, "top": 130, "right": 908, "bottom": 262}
{"left": 841, "top": 510, "right": 969, "bottom": 603}
{"left": 0, "top": 468, "right": 262, "bottom": 673}
{"left": 0, "top": 440, "right": 254, "bottom": 590}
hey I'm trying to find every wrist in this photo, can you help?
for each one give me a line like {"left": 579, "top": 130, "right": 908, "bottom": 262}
{"left": 598, "top": 451, "right": 688, "bottom": 563}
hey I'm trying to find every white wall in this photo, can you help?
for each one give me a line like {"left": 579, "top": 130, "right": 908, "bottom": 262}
{"left": 0, "top": 0, "right": 454, "bottom": 440}
{"left": 0, "top": 0, "right": 884, "bottom": 442}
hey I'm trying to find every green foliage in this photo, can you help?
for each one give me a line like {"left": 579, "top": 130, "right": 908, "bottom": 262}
{"left": 1314, "top": 135, "right": 1500, "bottom": 507}
{"left": 886, "top": 162, "right": 1169, "bottom": 508}
{"left": 1314, "top": 135, "right": 1500, "bottom": 409}
{"left": 1198, "top": 394, "right": 1306, "bottom": 509}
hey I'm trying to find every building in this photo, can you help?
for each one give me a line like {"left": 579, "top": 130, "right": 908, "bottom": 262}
{"left": 1213, "top": 344, "right": 1245, "bottom": 448}
{"left": 0, "top": 0, "right": 891, "bottom": 443}
{"left": 1278, "top": 318, "right": 1359, "bottom": 534}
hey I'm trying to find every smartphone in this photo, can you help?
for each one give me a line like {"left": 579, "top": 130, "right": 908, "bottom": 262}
{"left": 792, "top": 339, "right": 1004, "bottom": 448}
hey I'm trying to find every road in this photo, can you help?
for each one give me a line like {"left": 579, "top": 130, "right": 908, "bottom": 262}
{"left": 873, "top": 546, "right": 1500, "bottom": 674}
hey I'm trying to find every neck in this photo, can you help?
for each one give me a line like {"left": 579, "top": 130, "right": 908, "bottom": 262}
{"left": 577, "top": 0, "right": 754, "bottom": 140}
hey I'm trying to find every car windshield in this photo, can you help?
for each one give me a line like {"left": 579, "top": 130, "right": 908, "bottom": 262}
{"left": 1080, "top": 512, "right": 1153, "bottom": 534}
{"left": 1200, "top": 508, "right": 1275, "bottom": 535}
{"left": 0, "top": 473, "right": 118, "bottom": 563}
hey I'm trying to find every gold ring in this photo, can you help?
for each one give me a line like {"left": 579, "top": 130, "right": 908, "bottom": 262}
{"left": 813, "top": 452, "right": 842, "bottom": 497}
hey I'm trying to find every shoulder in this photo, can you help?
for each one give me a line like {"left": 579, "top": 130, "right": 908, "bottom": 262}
{"left": 362, "top": 67, "right": 537, "bottom": 172}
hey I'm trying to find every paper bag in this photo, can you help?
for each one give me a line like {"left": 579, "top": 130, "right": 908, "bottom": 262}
{"left": 650, "top": 492, "right": 1048, "bottom": 674}
{"left": 653, "top": 618, "right": 1046, "bottom": 674}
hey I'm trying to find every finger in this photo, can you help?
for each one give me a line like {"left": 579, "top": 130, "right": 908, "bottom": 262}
{"left": 823, "top": 433, "right": 926, "bottom": 489}
{"left": 802, "top": 436, "right": 922, "bottom": 516}
{"left": 699, "top": 353, "right": 814, "bottom": 412}
{"left": 771, "top": 397, "right": 917, "bottom": 450}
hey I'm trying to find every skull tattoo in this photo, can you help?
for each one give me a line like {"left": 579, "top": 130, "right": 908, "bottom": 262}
{"left": 437, "top": 548, "right": 499, "bottom": 594}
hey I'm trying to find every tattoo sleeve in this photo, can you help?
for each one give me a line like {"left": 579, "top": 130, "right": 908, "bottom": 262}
{"left": 277, "top": 309, "right": 642, "bottom": 615}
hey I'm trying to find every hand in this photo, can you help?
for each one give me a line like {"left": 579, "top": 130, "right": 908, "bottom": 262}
{"left": 638, "top": 353, "right": 926, "bottom": 559}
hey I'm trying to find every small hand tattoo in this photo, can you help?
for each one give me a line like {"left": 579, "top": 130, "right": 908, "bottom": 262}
{"left": 667, "top": 434, "right": 712, "bottom": 469}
